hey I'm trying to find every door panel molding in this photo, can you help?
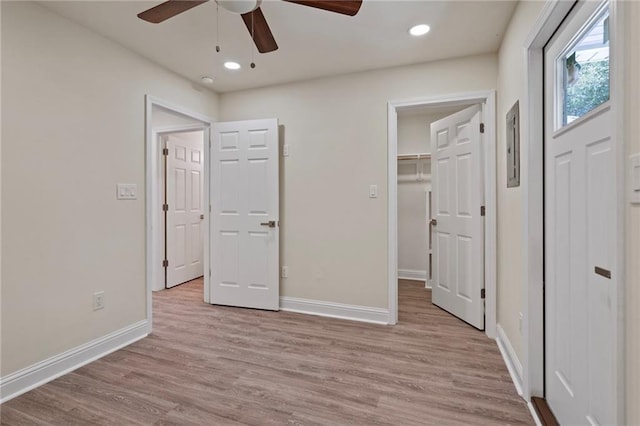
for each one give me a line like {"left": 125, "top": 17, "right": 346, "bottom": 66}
{"left": 210, "top": 118, "right": 280, "bottom": 311}
{"left": 431, "top": 104, "right": 485, "bottom": 329}
{"left": 166, "top": 131, "right": 205, "bottom": 288}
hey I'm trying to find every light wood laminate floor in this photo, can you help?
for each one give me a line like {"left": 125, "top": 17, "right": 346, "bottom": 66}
{"left": 1, "top": 279, "right": 533, "bottom": 425}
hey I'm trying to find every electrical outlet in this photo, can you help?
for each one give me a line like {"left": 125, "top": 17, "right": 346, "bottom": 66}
{"left": 281, "top": 266, "right": 289, "bottom": 278}
{"left": 93, "top": 291, "right": 105, "bottom": 311}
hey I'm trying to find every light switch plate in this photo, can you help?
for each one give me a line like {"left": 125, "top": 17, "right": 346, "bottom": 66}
{"left": 631, "top": 153, "right": 640, "bottom": 204}
{"left": 369, "top": 184, "right": 378, "bottom": 198}
{"left": 283, "top": 144, "right": 289, "bottom": 157}
{"left": 117, "top": 184, "right": 137, "bottom": 200}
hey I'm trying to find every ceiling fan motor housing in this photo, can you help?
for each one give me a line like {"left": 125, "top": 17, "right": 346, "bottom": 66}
{"left": 216, "top": 0, "right": 262, "bottom": 15}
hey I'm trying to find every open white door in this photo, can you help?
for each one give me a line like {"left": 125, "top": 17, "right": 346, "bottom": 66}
{"left": 210, "top": 119, "right": 279, "bottom": 311}
{"left": 430, "top": 105, "right": 484, "bottom": 329}
{"left": 165, "top": 131, "right": 205, "bottom": 288}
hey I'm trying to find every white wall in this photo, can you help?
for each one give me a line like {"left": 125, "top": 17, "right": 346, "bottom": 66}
{"left": 397, "top": 172, "right": 429, "bottom": 277}
{"left": 397, "top": 113, "right": 431, "bottom": 278}
{"left": 152, "top": 106, "right": 204, "bottom": 129}
{"left": 496, "top": 0, "right": 545, "bottom": 362}
{"left": 397, "top": 113, "right": 431, "bottom": 156}
{"left": 624, "top": 2, "right": 640, "bottom": 423}
{"left": 0, "top": 0, "right": 3, "bottom": 380}
{"left": 0, "top": 2, "right": 218, "bottom": 377}
{"left": 220, "top": 54, "right": 498, "bottom": 309}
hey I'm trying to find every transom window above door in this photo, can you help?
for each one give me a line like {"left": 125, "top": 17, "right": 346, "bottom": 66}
{"left": 555, "top": 3, "right": 610, "bottom": 129}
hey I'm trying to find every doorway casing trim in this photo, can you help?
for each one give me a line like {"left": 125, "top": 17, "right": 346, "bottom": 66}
{"left": 152, "top": 125, "right": 208, "bottom": 293}
{"left": 387, "top": 90, "right": 497, "bottom": 340}
{"left": 521, "top": 1, "right": 625, "bottom": 424}
{"left": 145, "top": 95, "right": 214, "bottom": 331}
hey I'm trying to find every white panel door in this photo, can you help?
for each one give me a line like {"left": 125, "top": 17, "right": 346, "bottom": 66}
{"left": 210, "top": 119, "right": 279, "bottom": 311}
{"left": 430, "top": 105, "right": 484, "bottom": 329}
{"left": 166, "top": 131, "right": 205, "bottom": 288}
{"left": 544, "top": 1, "right": 616, "bottom": 424}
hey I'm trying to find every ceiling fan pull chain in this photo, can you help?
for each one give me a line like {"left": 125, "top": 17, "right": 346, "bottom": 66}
{"left": 250, "top": 11, "right": 256, "bottom": 69}
{"left": 215, "top": 2, "right": 221, "bottom": 53}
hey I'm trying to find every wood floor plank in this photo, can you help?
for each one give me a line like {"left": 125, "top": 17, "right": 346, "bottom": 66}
{"left": 1, "top": 279, "right": 533, "bottom": 425}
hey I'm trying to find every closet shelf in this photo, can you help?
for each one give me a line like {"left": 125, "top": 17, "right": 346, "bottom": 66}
{"left": 398, "top": 153, "right": 431, "bottom": 161}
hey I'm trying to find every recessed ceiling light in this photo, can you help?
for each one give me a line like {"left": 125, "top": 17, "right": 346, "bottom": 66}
{"left": 224, "top": 61, "right": 241, "bottom": 70}
{"left": 201, "top": 76, "right": 215, "bottom": 84}
{"left": 409, "top": 24, "right": 431, "bottom": 36}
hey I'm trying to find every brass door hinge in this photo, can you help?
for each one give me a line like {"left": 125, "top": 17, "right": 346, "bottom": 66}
{"left": 162, "top": 148, "right": 169, "bottom": 156}
{"left": 162, "top": 259, "right": 168, "bottom": 268}
{"left": 163, "top": 204, "right": 169, "bottom": 212}
{"left": 481, "top": 289, "right": 486, "bottom": 299}
{"left": 480, "top": 123, "right": 485, "bottom": 133}
{"left": 480, "top": 206, "right": 486, "bottom": 216}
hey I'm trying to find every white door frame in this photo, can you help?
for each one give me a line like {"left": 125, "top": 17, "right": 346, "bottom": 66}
{"left": 145, "top": 95, "right": 214, "bottom": 330}
{"left": 521, "top": 2, "right": 625, "bottom": 422}
{"left": 387, "top": 90, "right": 497, "bottom": 339}
{"left": 152, "top": 125, "right": 206, "bottom": 292}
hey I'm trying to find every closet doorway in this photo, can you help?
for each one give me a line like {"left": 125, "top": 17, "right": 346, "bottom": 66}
{"left": 397, "top": 105, "right": 471, "bottom": 286}
{"left": 387, "top": 92, "right": 497, "bottom": 337}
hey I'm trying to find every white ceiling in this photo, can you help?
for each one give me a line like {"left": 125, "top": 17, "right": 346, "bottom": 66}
{"left": 40, "top": 0, "right": 517, "bottom": 93}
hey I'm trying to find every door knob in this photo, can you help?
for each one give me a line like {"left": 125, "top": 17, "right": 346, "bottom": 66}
{"left": 260, "top": 221, "right": 277, "bottom": 228}
{"left": 430, "top": 219, "right": 437, "bottom": 226}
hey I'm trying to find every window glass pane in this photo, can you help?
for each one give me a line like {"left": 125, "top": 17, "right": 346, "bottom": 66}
{"left": 560, "top": 7, "right": 610, "bottom": 126}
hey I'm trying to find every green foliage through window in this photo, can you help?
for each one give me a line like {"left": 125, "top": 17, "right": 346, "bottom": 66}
{"left": 565, "top": 59, "right": 610, "bottom": 121}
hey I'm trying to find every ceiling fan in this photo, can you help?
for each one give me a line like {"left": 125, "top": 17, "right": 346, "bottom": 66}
{"left": 137, "top": 0, "right": 363, "bottom": 54}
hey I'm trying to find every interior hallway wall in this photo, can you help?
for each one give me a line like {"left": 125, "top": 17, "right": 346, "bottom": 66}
{"left": 220, "top": 53, "right": 498, "bottom": 309}
{"left": 397, "top": 112, "right": 431, "bottom": 279}
{"left": 496, "top": 0, "right": 545, "bottom": 362}
{"left": 1, "top": 2, "right": 219, "bottom": 377}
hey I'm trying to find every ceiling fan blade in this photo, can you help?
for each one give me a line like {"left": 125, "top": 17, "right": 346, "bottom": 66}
{"left": 138, "top": 0, "right": 209, "bottom": 24}
{"left": 282, "top": 0, "right": 362, "bottom": 16}
{"left": 241, "top": 7, "right": 278, "bottom": 54}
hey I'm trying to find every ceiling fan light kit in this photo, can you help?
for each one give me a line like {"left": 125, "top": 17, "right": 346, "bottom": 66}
{"left": 138, "top": 0, "right": 363, "bottom": 54}
{"left": 217, "top": 0, "right": 262, "bottom": 15}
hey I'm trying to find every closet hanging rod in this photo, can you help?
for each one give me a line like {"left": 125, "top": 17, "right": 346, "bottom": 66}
{"left": 397, "top": 153, "right": 431, "bottom": 161}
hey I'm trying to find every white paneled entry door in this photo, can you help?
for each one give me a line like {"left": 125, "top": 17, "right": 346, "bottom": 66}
{"left": 165, "top": 131, "right": 205, "bottom": 288}
{"left": 210, "top": 119, "right": 279, "bottom": 311}
{"left": 544, "top": 1, "right": 616, "bottom": 424}
{"left": 430, "top": 105, "right": 484, "bottom": 330}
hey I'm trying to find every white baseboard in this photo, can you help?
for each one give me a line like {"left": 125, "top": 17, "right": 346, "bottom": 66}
{"left": 280, "top": 297, "right": 389, "bottom": 325}
{"left": 0, "top": 320, "right": 149, "bottom": 403}
{"left": 495, "top": 324, "right": 524, "bottom": 397}
{"left": 398, "top": 269, "right": 427, "bottom": 281}
{"left": 527, "top": 401, "right": 544, "bottom": 426}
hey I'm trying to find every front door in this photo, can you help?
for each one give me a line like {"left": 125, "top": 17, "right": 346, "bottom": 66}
{"left": 210, "top": 119, "right": 280, "bottom": 311}
{"left": 430, "top": 104, "right": 485, "bottom": 330}
{"left": 165, "top": 131, "right": 205, "bottom": 288}
{"left": 544, "top": 1, "right": 617, "bottom": 423}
